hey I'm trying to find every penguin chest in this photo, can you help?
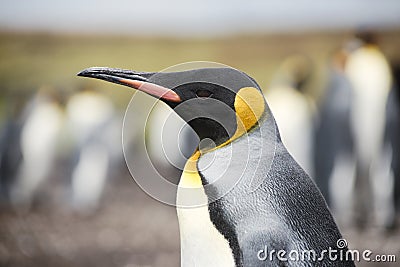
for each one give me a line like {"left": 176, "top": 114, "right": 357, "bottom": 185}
{"left": 176, "top": 203, "right": 235, "bottom": 267}
{"left": 176, "top": 152, "right": 235, "bottom": 267}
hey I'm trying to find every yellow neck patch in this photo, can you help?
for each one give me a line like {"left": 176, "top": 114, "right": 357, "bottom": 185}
{"left": 180, "top": 150, "right": 202, "bottom": 188}
{"left": 234, "top": 87, "right": 265, "bottom": 134}
{"left": 217, "top": 87, "right": 265, "bottom": 149}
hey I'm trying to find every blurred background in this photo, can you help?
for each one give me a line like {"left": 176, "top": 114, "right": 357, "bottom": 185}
{"left": 1, "top": 0, "right": 400, "bottom": 266}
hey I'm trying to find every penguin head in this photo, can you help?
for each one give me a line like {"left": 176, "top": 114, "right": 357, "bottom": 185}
{"left": 77, "top": 67, "right": 268, "bottom": 149}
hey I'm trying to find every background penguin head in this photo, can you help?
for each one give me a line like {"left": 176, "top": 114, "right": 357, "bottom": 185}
{"left": 78, "top": 67, "right": 268, "bottom": 148}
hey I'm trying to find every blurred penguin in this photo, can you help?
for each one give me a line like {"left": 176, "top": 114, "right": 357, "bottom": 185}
{"left": 66, "top": 87, "right": 119, "bottom": 213}
{"left": 0, "top": 91, "right": 26, "bottom": 203}
{"left": 345, "top": 32, "right": 392, "bottom": 228}
{"left": 10, "top": 88, "right": 64, "bottom": 210}
{"left": 266, "top": 54, "right": 315, "bottom": 177}
{"left": 384, "top": 62, "right": 400, "bottom": 229}
{"left": 314, "top": 49, "right": 355, "bottom": 223}
{"left": 146, "top": 102, "right": 198, "bottom": 184}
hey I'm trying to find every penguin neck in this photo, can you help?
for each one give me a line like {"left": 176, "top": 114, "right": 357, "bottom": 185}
{"left": 201, "top": 113, "right": 276, "bottom": 181}
{"left": 178, "top": 110, "right": 276, "bottom": 194}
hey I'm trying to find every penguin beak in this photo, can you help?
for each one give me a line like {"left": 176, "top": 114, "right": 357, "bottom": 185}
{"left": 77, "top": 67, "right": 181, "bottom": 103}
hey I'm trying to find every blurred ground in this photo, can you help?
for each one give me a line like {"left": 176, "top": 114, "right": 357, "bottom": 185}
{"left": 0, "top": 168, "right": 180, "bottom": 267}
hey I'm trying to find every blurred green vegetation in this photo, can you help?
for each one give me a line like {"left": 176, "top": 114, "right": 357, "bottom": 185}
{"left": 0, "top": 30, "right": 399, "bottom": 106}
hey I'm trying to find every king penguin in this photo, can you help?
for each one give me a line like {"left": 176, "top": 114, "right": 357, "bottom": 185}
{"left": 78, "top": 66, "right": 354, "bottom": 266}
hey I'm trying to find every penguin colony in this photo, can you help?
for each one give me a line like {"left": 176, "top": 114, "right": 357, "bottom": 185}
{"left": 78, "top": 66, "right": 354, "bottom": 266}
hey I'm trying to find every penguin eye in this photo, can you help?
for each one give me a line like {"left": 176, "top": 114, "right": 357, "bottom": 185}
{"left": 196, "top": 89, "right": 213, "bottom": 98}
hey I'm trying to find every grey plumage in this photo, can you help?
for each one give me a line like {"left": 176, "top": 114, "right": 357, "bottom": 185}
{"left": 201, "top": 115, "right": 353, "bottom": 266}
